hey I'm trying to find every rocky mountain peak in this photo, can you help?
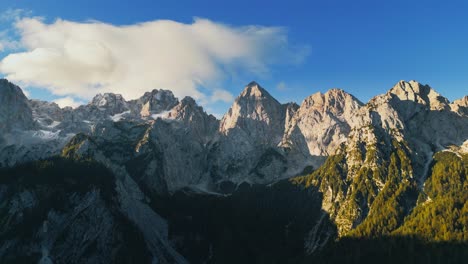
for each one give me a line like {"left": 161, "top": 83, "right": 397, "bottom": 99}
{"left": 0, "top": 79, "right": 34, "bottom": 132}
{"left": 388, "top": 80, "right": 450, "bottom": 110}
{"left": 280, "top": 88, "right": 363, "bottom": 169}
{"left": 175, "top": 97, "right": 217, "bottom": 124}
{"left": 239, "top": 81, "right": 271, "bottom": 98}
{"left": 167, "top": 96, "right": 201, "bottom": 121}
{"left": 223, "top": 81, "right": 282, "bottom": 120}
{"left": 180, "top": 96, "right": 197, "bottom": 106}
{"left": 302, "top": 88, "right": 363, "bottom": 115}
{"left": 29, "top": 99, "right": 67, "bottom": 126}
{"left": 134, "top": 89, "right": 179, "bottom": 117}
{"left": 166, "top": 96, "right": 218, "bottom": 141}
{"left": 450, "top": 96, "right": 468, "bottom": 116}
{"left": 220, "top": 81, "right": 285, "bottom": 144}
{"left": 84, "top": 92, "right": 130, "bottom": 118}
{"left": 90, "top": 93, "right": 126, "bottom": 107}
{"left": 453, "top": 95, "right": 468, "bottom": 106}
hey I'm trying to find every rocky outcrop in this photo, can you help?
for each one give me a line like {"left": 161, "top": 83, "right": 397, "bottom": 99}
{"left": 220, "top": 81, "right": 286, "bottom": 145}
{"left": 167, "top": 97, "right": 219, "bottom": 141}
{"left": 61, "top": 99, "right": 218, "bottom": 194}
{"left": 451, "top": 95, "right": 468, "bottom": 116}
{"left": 210, "top": 82, "right": 291, "bottom": 185}
{"left": 388, "top": 80, "right": 450, "bottom": 113}
{"left": 280, "top": 89, "right": 363, "bottom": 173}
{"left": 131, "top": 89, "right": 179, "bottom": 118}
{"left": 0, "top": 79, "right": 34, "bottom": 133}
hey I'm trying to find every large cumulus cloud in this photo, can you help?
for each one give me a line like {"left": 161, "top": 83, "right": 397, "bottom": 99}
{"left": 0, "top": 15, "right": 309, "bottom": 107}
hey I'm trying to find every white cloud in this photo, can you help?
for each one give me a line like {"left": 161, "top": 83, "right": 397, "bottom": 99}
{"left": 0, "top": 16, "right": 309, "bottom": 107}
{"left": 0, "top": 9, "right": 32, "bottom": 22}
{"left": 210, "top": 89, "right": 235, "bottom": 103}
{"left": 53, "top": 97, "right": 83, "bottom": 108}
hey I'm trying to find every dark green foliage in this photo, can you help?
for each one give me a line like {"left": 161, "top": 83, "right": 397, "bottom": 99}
{"left": 61, "top": 133, "right": 93, "bottom": 158}
{"left": 293, "top": 140, "right": 420, "bottom": 237}
{"left": 350, "top": 145, "right": 419, "bottom": 237}
{"left": 395, "top": 151, "right": 468, "bottom": 241}
{"left": 425, "top": 152, "right": 466, "bottom": 198}
{"left": 292, "top": 153, "right": 347, "bottom": 197}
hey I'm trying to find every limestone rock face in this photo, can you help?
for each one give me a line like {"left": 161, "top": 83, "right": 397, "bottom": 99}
{"left": 60, "top": 96, "right": 218, "bottom": 194}
{"left": 281, "top": 89, "right": 363, "bottom": 173}
{"left": 131, "top": 89, "right": 179, "bottom": 118}
{"left": 388, "top": 80, "right": 450, "bottom": 111}
{"left": 211, "top": 82, "right": 290, "bottom": 184}
{"left": 30, "top": 100, "right": 65, "bottom": 126}
{"left": 90, "top": 93, "right": 128, "bottom": 114}
{"left": 220, "top": 81, "right": 286, "bottom": 145}
{"left": 167, "top": 96, "right": 219, "bottom": 141}
{"left": 0, "top": 79, "right": 34, "bottom": 133}
{"left": 450, "top": 96, "right": 468, "bottom": 116}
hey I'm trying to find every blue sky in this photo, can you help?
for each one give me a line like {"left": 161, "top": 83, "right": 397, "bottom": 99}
{"left": 0, "top": 0, "right": 467, "bottom": 115}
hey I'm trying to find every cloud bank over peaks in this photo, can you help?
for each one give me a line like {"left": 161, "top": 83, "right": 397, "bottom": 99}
{"left": 0, "top": 14, "right": 309, "bottom": 109}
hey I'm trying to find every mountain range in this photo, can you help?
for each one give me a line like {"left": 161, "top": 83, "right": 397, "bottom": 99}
{"left": 0, "top": 78, "right": 467, "bottom": 263}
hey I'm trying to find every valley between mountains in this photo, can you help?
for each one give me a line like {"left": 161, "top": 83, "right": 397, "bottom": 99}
{"left": 0, "top": 78, "right": 467, "bottom": 263}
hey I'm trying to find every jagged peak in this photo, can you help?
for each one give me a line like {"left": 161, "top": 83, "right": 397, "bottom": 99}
{"left": 452, "top": 95, "right": 468, "bottom": 107}
{"left": 142, "top": 88, "right": 176, "bottom": 99}
{"left": 0, "top": 79, "right": 34, "bottom": 131}
{"left": 180, "top": 96, "right": 197, "bottom": 106}
{"left": 169, "top": 96, "right": 207, "bottom": 116}
{"left": 167, "top": 95, "right": 217, "bottom": 129}
{"left": 93, "top": 92, "right": 125, "bottom": 98}
{"left": 450, "top": 95, "right": 468, "bottom": 116}
{"left": 0, "top": 78, "right": 28, "bottom": 98}
{"left": 390, "top": 80, "right": 428, "bottom": 95}
{"left": 239, "top": 81, "right": 274, "bottom": 100}
{"left": 326, "top": 88, "right": 362, "bottom": 102}
{"left": 302, "top": 88, "right": 362, "bottom": 110}
{"left": 90, "top": 92, "right": 126, "bottom": 106}
{"left": 387, "top": 80, "right": 450, "bottom": 110}
{"left": 388, "top": 80, "right": 439, "bottom": 99}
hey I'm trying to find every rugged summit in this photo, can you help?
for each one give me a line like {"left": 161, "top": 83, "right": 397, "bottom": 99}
{"left": 389, "top": 80, "right": 450, "bottom": 110}
{"left": 0, "top": 79, "right": 34, "bottom": 133}
{"left": 133, "top": 89, "right": 179, "bottom": 118}
{"left": 451, "top": 95, "right": 468, "bottom": 116}
{"left": 220, "top": 81, "right": 286, "bottom": 144}
{"left": 281, "top": 89, "right": 363, "bottom": 172}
